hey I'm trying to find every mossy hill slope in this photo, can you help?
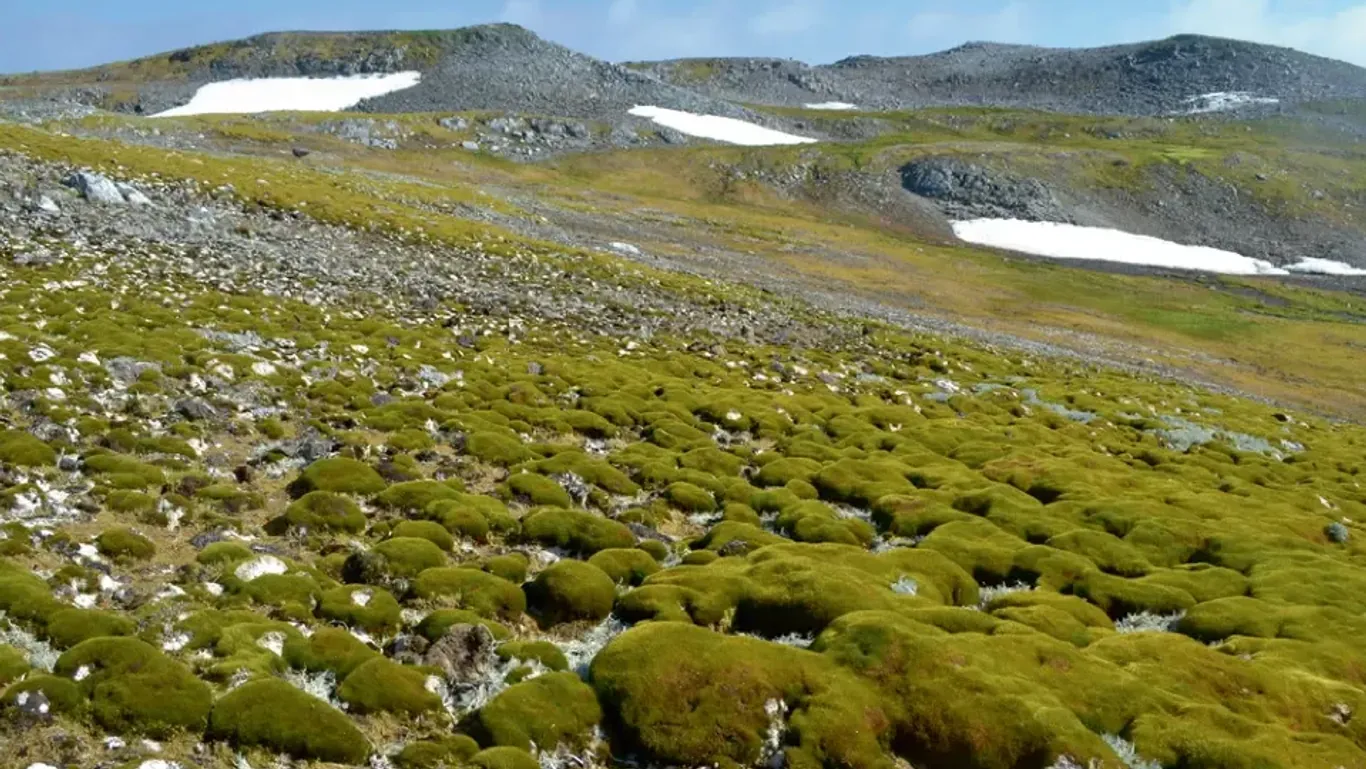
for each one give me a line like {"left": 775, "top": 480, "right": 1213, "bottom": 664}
{"left": 2, "top": 111, "right": 1366, "bottom": 769}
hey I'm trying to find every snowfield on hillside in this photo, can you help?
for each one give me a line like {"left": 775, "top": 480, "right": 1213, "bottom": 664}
{"left": 628, "top": 106, "right": 817, "bottom": 146}
{"left": 804, "top": 102, "right": 859, "bottom": 110}
{"left": 153, "top": 72, "right": 422, "bottom": 117}
{"left": 952, "top": 219, "right": 1366, "bottom": 276}
{"left": 1183, "top": 91, "right": 1280, "bottom": 114}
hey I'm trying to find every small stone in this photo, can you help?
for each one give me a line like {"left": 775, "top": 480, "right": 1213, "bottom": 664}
{"left": 461, "top": 141, "right": 481, "bottom": 151}
{"left": 292, "top": 147, "right": 311, "bottom": 158}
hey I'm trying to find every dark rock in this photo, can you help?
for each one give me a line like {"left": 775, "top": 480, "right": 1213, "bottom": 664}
{"left": 423, "top": 623, "right": 498, "bottom": 685}
{"left": 176, "top": 397, "right": 218, "bottom": 421}
{"left": 292, "top": 147, "right": 311, "bottom": 158}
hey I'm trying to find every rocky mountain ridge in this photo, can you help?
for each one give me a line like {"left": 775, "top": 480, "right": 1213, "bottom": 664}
{"left": 7, "top": 26, "right": 1366, "bottom": 119}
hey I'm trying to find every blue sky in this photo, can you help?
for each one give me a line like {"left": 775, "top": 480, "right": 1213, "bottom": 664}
{"left": 4, "top": 0, "right": 1366, "bottom": 73}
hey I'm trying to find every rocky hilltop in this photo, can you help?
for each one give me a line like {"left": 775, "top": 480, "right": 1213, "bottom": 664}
{"left": 634, "top": 34, "right": 1366, "bottom": 115}
{"left": 9, "top": 26, "right": 1366, "bottom": 119}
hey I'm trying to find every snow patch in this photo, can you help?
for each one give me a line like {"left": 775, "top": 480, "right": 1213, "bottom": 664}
{"left": 953, "top": 218, "right": 1366, "bottom": 277}
{"left": 804, "top": 101, "right": 858, "bottom": 110}
{"left": 952, "top": 219, "right": 1288, "bottom": 275}
{"left": 1284, "top": 257, "right": 1366, "bottom": 276}
{"left": 154, "top": 72, "right": 422, "bottom": 117}
{"left": 628, "top": 105, "right": 817, "bottom": 146}
{"left": 1183, "top": 91, "right": 1279, "bottom": 114}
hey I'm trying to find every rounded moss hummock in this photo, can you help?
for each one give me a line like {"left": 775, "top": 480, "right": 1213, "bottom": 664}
{"left": 208, "top": 677, "right": 371, "bottom": 763}
{"left": 469, "top": 746, "right": 540, "bottom": 769}
{"left": 95, "top": 527, "right": 156, "bottom": 561}
{"left": 54, "top": 637, "right": 211, "bottom": 736}
{"left": 413, "top": 568, "right": 527, "bottom": 620}
{"left": 267, "top": 490, "right": 366, "bottom": 534}
{"left": 468, "top": 671, "right": 602, "bottom": 751}
{"left": 338, "top": 657, "right": 442, "bottom": 715}
{"left": 291, "top": 456, "right": 386, "bottom": 496}
{"left": 524, "top": 560, "right": 615, "bottom": 627}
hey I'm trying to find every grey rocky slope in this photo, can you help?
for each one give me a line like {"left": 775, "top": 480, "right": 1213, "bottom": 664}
{"left": 633, "top": 34, "right": 1366, "bottom": 116}
{"left": 354, "top": 25, "right": 752, "bottom": 120}
{"left": 2, "top": 24, "right": 758, "bottom": 123}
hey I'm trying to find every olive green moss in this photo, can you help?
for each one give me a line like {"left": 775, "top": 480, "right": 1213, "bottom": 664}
{"left": 592, "top": 622, "right": 891, "bottom": 768}
{"left": 377, "top": 480, "right": 465, "bottom": 511}
{"left": 469, "top": 747, "right": 540, "bottom": 769}
{"left": 0, "top": 645, "right": 28, "bottom": 687}
{"left": 55, "top": 637, "right": 211, "bottom": 736}
{"left": 283, "top": 626, "right": 378, "bottom": 677}
{"left": 318, "top": 585, "right": 402, "bottom": 634}
{"left": 392, "top": 520, "right": 457, "bottom": 551}
{"left": 292, "top": 456, "right": 386, "bottom": 496}
{"left": 208, "top": 677, "right": 370, "bottom": 763}
{"left": 2, "top": 673, "right": 83, "bottom": 715}
{"left": 396, "top": 735, "right": 481, "bottom": 769}
{"left": 525, "top": 560, "right": 616, "bottom": 627}
{"left": 338, "top": 657, "right": 442, "bottom": 715}
{"left": 497, "top": 641, "right": 569, "bottom": 672}
{"left": 417, "top": 609, "right": 512, "bottom": 642}
{"left": 481, "top": 553, "right": 530, "bottom": 584}
{"left": 197, "top": 541, "right": 254, "bottom": 565}
{"left": 45, "top": 608, "right": 136, "bottom": 648}
{"left": 95, "top": 527, "right": 156, "bottom": 561}
{"left": 267, "top": 490, "right": 366, "bottom": 534}
{"left": 519, "top": 509, "right": 635, "bottom": 555}
{"left": 414, "top": 568, "right": 527, "bottom": 620}
{"left": 0, "top": 430, "right": 56, "bottom": 466}
{"left": 507, "top": 472, "right": 573, "bottom": 508}
{"left": 468, "top": 672, "right": 602, "bottom": 751}
{"left": 588, "top": 548, "right": 661, "bottom": 585}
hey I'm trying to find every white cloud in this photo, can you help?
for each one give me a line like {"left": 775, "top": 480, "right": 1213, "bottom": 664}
{"left": 749, "top": 1, "right": 823, "bottom": 37}
{"left": 1167, "top": 0, "right": 1366, "bottom": 66}
{"left": 908, "top": 2, "right": 1032, "bottom": 44}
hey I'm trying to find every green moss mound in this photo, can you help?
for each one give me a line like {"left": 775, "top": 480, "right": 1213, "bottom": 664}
{"left": 338, "top": 657, "right": 442, "bottom": 715}
{"left": 469, "top": 671, "right": 602, "bottom": 751}
{"left": 283, "top": 626, "right": 378, "bottom": 677}
{"left": 0, "top": 430, "right": 56, "bottom": 466}
{"left": 396, "top": 735, "right": 481, "bottom": 769}
{"left": 508, "top": 472, "right": 573, "bottom": 508}
{"left": 497, "top": 640, "right": 569, "bottom": 672}
{"left": 95, "top": 527, "right": 156, "bottom": 560}
{"left": 591, "top": 622, "right": 891, "bottom": 768}
{"left": 417, "top": 609, "right": 511, "bottom": 642}
{"left": 525, "top": 560, "right": 616, "bottom": 628}
{"left": 392, "top": 519, "right": 457, "bottom": 552}
{"left": 0, "top": 645, "right": 28, "bottom": 687}
{"left": 519, "top": 509, "right": 635, "bottom": 555}
{"left": 268, "top": 490, "right": 366, "bottom": 534}
{"left": 414, "top": 568, "right": 527, "bottom": 620}
{"left": 589, "top": 548, "right": 661, "bottom": 586}
{"left": 377, "top": 479, "right": 464, "bottom": 511}
{"left": 208, "top": 677, "right": 371, "bottom": 763}
{"left": 45, "top": 608, "right": 136, "bottom": 648}
{"left": 54, "top": 637, "right": 211, "bottom": 736}
{"left": 292, "top": 456, "right": 386, "bottom": 496}
{"left": 318, "top": 585, "right": 402, "bottom": 634}
{"left": 469, "top": 747, "right": 540, "bottom": 769}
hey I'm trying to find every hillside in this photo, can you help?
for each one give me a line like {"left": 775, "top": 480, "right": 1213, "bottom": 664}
{"left": 632, "top": 34, "right": 1366, "bottom": 116}
{"left": 3, "top": 22, "right": 1366, "bottom": 769}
